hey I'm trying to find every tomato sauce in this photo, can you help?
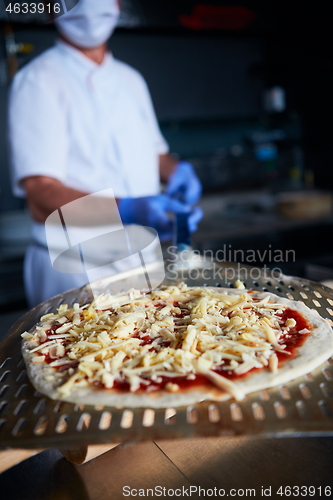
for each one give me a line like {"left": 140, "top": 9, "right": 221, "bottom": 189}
{"left": 41, "top": 304, "right": 312, "bottom": 393}
{"left": 39, "top": 323, "right": 69, "bottom": 366}
{"left": 108, "top": 373, "right": 213, "bottom": 393}
{"left": 44, "top": 323, "right": 61, "bottom": 339}
{"left": 132, "top": 332, "right": 154, "bottom": 346}
{"left": 276, "top": 308, "right": 311, "bottom": 363}
{"left": 132, "top": 332, "right": 171, "bottom": 350}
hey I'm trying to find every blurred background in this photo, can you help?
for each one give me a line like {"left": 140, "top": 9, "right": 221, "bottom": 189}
{"left": 0, "top": 0, "right": 332, "bottom": 322}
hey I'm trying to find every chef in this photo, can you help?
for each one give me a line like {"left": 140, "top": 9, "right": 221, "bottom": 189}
{"left": 8, "top": 0, "right": 202, "bottom": 307}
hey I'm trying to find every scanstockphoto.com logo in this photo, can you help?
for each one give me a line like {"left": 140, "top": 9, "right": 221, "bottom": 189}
{"left": 165, "top": 245, "right": 295, "bottom": 282}
{"left": 45, "top": 189, "right": 166, "bottom": 298}
{"left": 43, "top": 188, "right": 289, "bottom": 296}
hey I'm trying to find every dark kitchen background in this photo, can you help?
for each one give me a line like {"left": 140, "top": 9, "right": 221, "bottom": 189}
{"left": 0, "top": 0, "right": 332, "bottom": 325}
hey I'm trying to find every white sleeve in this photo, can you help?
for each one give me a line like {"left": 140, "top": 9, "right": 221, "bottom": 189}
{"left": 137, "top": 76, "right": 169, "bottom": 156}
{"left": 8, "top": 69, "right": 69, "bottom": 198}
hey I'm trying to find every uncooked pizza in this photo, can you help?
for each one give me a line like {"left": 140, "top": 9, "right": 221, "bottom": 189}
{"left": 21, "top": 283, "right": 333, "bottom": 408}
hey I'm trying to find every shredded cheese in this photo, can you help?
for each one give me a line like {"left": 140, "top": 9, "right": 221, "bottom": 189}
{"left": 21, "top": 284, "right": 308, "bottom": 400}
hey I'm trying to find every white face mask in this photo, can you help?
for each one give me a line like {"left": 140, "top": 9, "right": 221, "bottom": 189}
{"left": 55, "top": 0, "right": 120, "bottom": 49}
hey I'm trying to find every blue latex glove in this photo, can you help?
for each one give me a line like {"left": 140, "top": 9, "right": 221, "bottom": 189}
{"left": 166, "top": 161, "right": 202, "bottom": 205}
{"left": 118, "top": 194, "right": 203, "bottom": 241}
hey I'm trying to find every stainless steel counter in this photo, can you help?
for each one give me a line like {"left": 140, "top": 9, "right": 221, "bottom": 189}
{"left": 194, "top": 191, "right": 333, "bottom": 242}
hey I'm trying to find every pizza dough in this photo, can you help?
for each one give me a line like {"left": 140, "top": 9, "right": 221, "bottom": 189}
{"left": 21, "top": 284, "right": 333, "bottom": 408}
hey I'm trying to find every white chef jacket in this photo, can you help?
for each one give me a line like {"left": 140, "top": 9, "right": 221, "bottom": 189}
{"left": 10, "top": 39, "right": 168, "bottom": 200}
{"left": 9, "top": 40, "right": 169, "bottom": 306}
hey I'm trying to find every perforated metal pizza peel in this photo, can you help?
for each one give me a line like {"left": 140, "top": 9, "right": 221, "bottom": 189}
{"left": 1, "top": 261, "right": 333, "bottom": 453}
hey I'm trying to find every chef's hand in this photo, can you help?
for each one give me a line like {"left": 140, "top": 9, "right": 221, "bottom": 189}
{"left": 118, "top": 194, "right": 202, "bottom": 241}
{"left": 166, "top": 161, "right": 202, "bottom": 205}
